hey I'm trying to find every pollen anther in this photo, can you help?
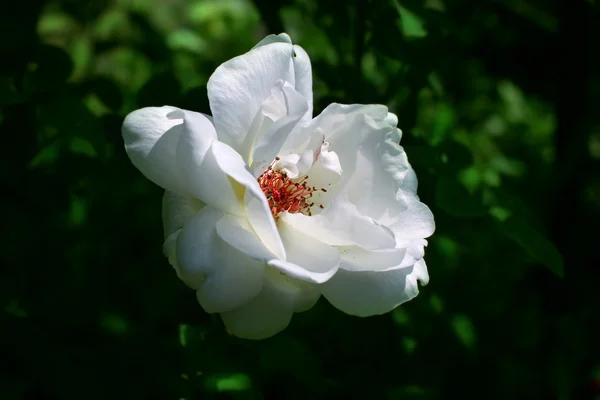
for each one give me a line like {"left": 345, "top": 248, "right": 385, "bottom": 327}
{"left": 257, "top": 159, "right": 324, "bottom": 217}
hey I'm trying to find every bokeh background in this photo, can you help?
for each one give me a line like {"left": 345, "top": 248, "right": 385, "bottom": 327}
{"left": 2, "top": 0, "right": 600, "bottom": 399}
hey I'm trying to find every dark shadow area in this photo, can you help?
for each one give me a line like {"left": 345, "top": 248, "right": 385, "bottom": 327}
{"left": 1, "top": 0, "right": 599, "bottom": 398}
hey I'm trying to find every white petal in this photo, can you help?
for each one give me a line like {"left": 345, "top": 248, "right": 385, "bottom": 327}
{"left": 209, "top": 140, "right": 286, "bottom": 260}
{"left": 288, "top": 103, "right": 434, "bottom": 244}
{"left": 414, "top": 258, "right": 430, "bottom": 285}
{"left": 163, "top": 230, "right": 182, "bottom": 276}
{"left": 273, "top": 149, "right": 314, "bottom": 179}
{"left": 347, "top": 123, "right": 415, "bottom": 225}
{"left": 279, "top": 104, "right": 390, "bottom": 199}
{"left": 301, "top": 141, "right": 343, "bottom": 210}
{"left": 238, "top": 81, "right": 310, "bottom": 169}
{"left": 175, "top": 110, "right": 244, "bottom": 215}
{"left": 291, "top": 45, "right": 313, "bottom": 114}
{"left": 162, "top": 190, "right": 203, "bottom": 238}
{"left": 390, "top": 191, "right": 436, "bottom": 245}
{"left": 252, "top": 33, "right": 292, "bottom": 48}
{"left": 338, "top": 242, "right": 425, "bottom": 273}
{"left": 315, "top": 142, "right": 343, "bottom": 177}
{"left": 122, "top": 106, "right": 246, "bottom": 215}
{"left": 122, "top": 106, "right": 195, "bottom": 195}
{"left": 208, "top": 38, "right": 312, "bottom": 148}
{"left": 176, "top": 206, "right": 265, "bottom": 313}
{"left": 402, "top": 167, "right": 419, "bottom": 194}
{"left": 280, "top": 191, "right": 396, "bottom": 251}
{"left": 253, "top": 35, "right": 312, "bottom": 113}
{"left": 338, "top": 246, "right": 406, "bottom": 272}
{"left": 309, "top": 103, "right": 387, "bottom": 143}
{"left": 215, "top": 214, "right": 275, "bottom": 261}
{"left": 220, "top": 267, "right": 320, "bottom": 339}
{"left": 267, "top": 220, "right": 339, "bottom": 283}
{"left": 321, "top": 258, "right": 429, "bottom": 317}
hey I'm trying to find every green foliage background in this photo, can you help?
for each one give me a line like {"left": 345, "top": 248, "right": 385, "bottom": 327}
{"left": 2, "top": 0, "right": 600, "bottom": 399}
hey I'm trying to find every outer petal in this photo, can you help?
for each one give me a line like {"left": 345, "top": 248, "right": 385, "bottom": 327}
{"left": 174, "top": 109, "right": 244, "bottom": 215}
{"left": 176, "top": 206, "right": 265, "bottom": 313}
{"left": 123, "top": 106, "right": 244, "bottom": 215}
{"left": 208, "top": 38, "right": 312, "bottom": 148}
{"left": 272, "top": 150, "right": 314, "bottom": 179}
{"left": 210, "top": 140, "right": 286, "bottom": 260}
{"left": 338, "top": 243, "right": 425, "bottom": 273}
{"left": 390, "top": 191, "right": 435, "bottom": 247}
{"left": 282, "top": 103, "right": 434, "bottom": 247}
{"left": 215, "top": 214, "right": 276, "bottom": 261}
{"left": 122, "top": 106, "right": 193, "bottom": 196}
{"left": 162, "top": 190, "right": 204, "bottom": 276}
{"left": 280, "top": 191, "right": 397, "bottom": 251}
{"left": 252, "top": 32, "right": 292, "bottom": 48}
{"left": 337, "top": 246, "right": 406, "bottom": 272}
{"left": 267, "top": 219, "right": 340, "bottom": 284}
{"left": 162, "top": 190, "right": 204, "bottom": 238}
{"left": 251, "top": 32, "right": 314, "bottom": 105}
{"left": 220, "top": 267, "right": 320, "bottom": 339}
{"left": 237, "top": 81, "right": 310, "bottom": 170}
{"left": 346, "top": 119, "right": 412, "bottom": 224}
{"left": 280, "top": 103, "right": 387, "bottom": 156}
{"left": 321, "top": 259, "right": 429, "bottom": 317}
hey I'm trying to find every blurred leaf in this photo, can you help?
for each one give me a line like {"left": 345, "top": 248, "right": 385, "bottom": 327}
{"left": 369, "top": 8, "right": 407, "bottom": 60}
{"left": 29, "top": 140, "right": 61, "bottom": 167}
{"left": 425, "top": 0, "right": 446, "bottom": 11}
{"left": 393, "top": 2, "right": 428, "bottom": 38}
{"left": 402, "top": 337, "right": 418, "bottom": 354}
{"left": 179, "top": 86, "right": 210, "bottom": 114}
{"left": 5, "top": 300, "right": 27, "bottom": 318}
{"left": 386, "top": 385, "right": 432, "bottom": 400}
{"left": 69, "top": 137, "right": 97, "bottom": 157}
{"left": 392, "top": 308, "right": 410, "bottom": 325}
{"left": 0, "top": 76, "right": 27, "bottom": 105}
{"left": 429, "top": 294, "right": 444, "bottom": 313}
{"left": 95, "top": 47, "right": 153, "bottom": 92}
{"left": 94, "top": 8, "right": 128, "bottom": 40}
{"left": 179, "top": 323, "right": 209, "bottom": 348}
{"left": 168, "top": 29, "right": 207, "bottom": 55}
{"left": 489, "top": 206, "right": 512, "bottom": 221}
{"left": 24, "top": 45, "right": 73, "bottom": 93}
{"left": 179, "top": 324, "right": 189, "bottom": 347}
{"left": 37, "top": 11, "right": 77, "bottom": 36}
{"left": 458, "top": 166, "right": 481, "bottom": 192}
{"left": 129, "top": 12, "right": 171, "bottom": 62}
{"left": 259, "top": 336, "right": 323, "bottom": 388}
{"left": 498, "top": 80, "right": 526, "bottom": 123}
{"left": 489, "top": 188, "right": 533, "bottom": 218}
{"left": 451, "top": 314, "right": 477, "bottom": 349}
{"left": 100, "top": 313, "right": 129, "bottom": 335}
{"left": 82, "top": 77, "right": 124, "bottom": 112}
{"left": 435, "top": 177, "right": 487, "bottom": 218}
{"left": 439, "top": 141, "right": 474, "bottom": 171}
{"left": 500, "top": 216, "right": 565, "bottom": 278}
{"left": 137, "top": 71, "right": 181, "bottom": 108}
{"left": 69, "top": 194, "right": 87, "bottom": 226}
{"left": 431, "top": 103, "right": 456, "bottom": 144}
{"left": 71, "top": 37, "right": 93, "bottom": 80}
{"left": 433, "top": 235, "right": 460, "bottom": 268}
{"left": 403, "top": 145, "right": 441, "bottom": 172}
{"left": 205, "top": 373, "right": 251, "bottom": 392}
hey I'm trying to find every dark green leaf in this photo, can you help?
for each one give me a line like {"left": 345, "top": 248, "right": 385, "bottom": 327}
{"left": 435, "top": 177, "right": 487, "bottom": 218}
{"left": 500, "top": 216, "right": 565, "bottom": 278}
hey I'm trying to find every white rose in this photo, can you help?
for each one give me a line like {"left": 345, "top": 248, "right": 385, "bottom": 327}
{"left": 122, "top": 33, "right": 435, "bottom": 339}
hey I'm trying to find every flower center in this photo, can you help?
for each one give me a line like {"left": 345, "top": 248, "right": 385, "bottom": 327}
{"left": 258, "top": 157, "right": 319, "bottom": 218}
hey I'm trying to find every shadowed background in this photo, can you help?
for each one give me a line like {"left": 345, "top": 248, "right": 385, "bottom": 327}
{"left": 1, "top": 0, "right": 599, "bottom": 399}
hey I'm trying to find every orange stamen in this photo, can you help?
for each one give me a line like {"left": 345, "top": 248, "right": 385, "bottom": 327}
{"left": 257, "top": 161, "right": 315, "bottom": 217}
